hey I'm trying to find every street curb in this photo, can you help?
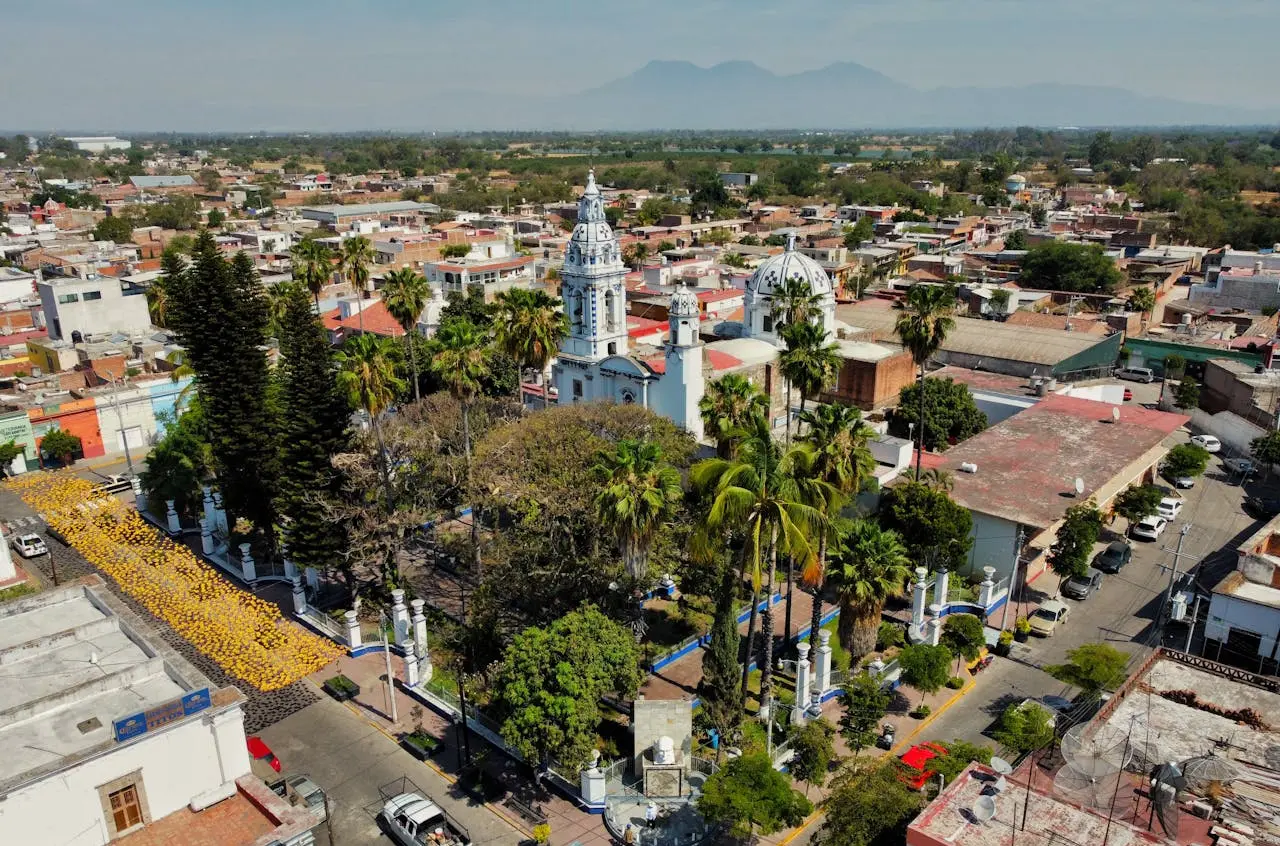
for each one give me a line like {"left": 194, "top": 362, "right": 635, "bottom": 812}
{"left": 888, "top": 675, "right": 978, "bottom": 756}
{"left": 305, "top": 678, "right": 533, "bottom": 838}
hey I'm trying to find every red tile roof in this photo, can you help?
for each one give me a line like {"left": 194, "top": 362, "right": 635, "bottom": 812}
{"left": 707, "top": 349, "right": 744, "bottom": 371}
{"left": 324, "top": 300, "right": 405, "bottom": 337}
{"left": 698, "top": 289, "right": 743, "bottom": 303}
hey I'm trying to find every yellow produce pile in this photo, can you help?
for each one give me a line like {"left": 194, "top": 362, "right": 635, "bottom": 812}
{"left": 8, "top": 472, "right": 344, "bottom": 691}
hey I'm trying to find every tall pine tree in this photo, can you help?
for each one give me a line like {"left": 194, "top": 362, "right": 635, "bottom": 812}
{"left": 276, "top": 283, "right": 351, "bottom": 580}
{"left": 700, "top": 558, "right": 745, "bottom": 753}
{"left": 166, "top": 234, "right": 279, "bottom": 549}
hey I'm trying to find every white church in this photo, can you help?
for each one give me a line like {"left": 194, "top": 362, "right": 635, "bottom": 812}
{"left": 551, "top": 171, "right": 844, "bottom": 441}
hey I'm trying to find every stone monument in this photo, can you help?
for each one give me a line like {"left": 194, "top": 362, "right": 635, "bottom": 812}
{"left": 632, "top": 696, "right": 692, "bottom": 798}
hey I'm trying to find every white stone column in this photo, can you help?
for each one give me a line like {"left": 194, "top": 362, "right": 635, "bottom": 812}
{"left": 814, "top": 629, "right": 832, "bottom": 694}
{"left": 345, "top": 610, "right": 362, "bottom": 649}
{"left": 287, "top": 575, "right": 305, "bottom": 614}
{"left": 202, "top": 485, "right": 215, "bottom": 528}
{"left": 867, "top": 657, "right": 885, "bottom": 680}
{"left": 305, "top": 566, "right": 319, "bottom": 592}
{"left": 581, "top": 751, "right": 606, "bottom": 807}
{"left": 933, "top": 569, "right": 950, "bottom": 610}
{"left": 204, "top": 707, "right": 251, "bottom": 785}
{"left": 978, "top": 566, "right": 997, "bottom": 608}
{"left": 390, "top": 589, "right": 410, "bottom": 646}
{"left": 199, "top": 519, "right": 213, "bottom": 555}
{"left": 164, "top": 500, "right": 181, "bottom": 534}
{"left": 403, "top": 639, "right": 420, "bottom": 688}
{"left": 212, "top": 491, "right": 227, "bottom": 534}
{"left": 283, "top": 557, "right": 297, "bottom": 581}
{"left": 926, "top": 607, "right": 943, "bottom": 646}
{"left": 411, "top": 599, "right": 428, "bottom": 650}
{"left": 239, "top": 542, "right": 257, "bottom": 582}
{"left": 911, "top": 567, "right": 929, "bottom": 630}
{"left": 0, "top": 527, "right": 15, "bottom": 583}
{"left": 792, "top": 641, "right": 811, "bottom": 725}
{"left": 131, "top": 477, "right": 148, "bottom": 514}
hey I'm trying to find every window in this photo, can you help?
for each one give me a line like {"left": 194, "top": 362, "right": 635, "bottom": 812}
{"left": 607, "top": 342, "right": 617, "bottom": 355}
{"left": 82, "top": 290, "right": 103, "bottom": 301}
{"left": 109, "top": 785, "right": 142, "bottom": 833}
{"left": 762, "top": 313, "right": 774, "bottom": 333}
{"left": 573, "top": 379, "right": 583, "bottom": 398}
{"left": 57, "top": 293, "right": 80, "bottom": 304}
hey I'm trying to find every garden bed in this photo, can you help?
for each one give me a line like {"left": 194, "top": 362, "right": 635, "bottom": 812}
{"left": 323, "top": 674, "right": 361, "bottom": 702}
{"left": 401, "top": 729, "right": 443, "bottom": 759}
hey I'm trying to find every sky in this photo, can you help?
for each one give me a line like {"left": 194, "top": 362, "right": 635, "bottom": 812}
{"left": 1, "top": 0, "right": 1276, "bottom": 131}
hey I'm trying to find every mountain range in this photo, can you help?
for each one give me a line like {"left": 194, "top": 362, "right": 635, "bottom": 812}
{"left": 437, "top": 60, "right": 1272, "bottom": 130}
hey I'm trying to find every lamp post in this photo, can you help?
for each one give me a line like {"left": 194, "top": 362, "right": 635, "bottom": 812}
{"left": 379, "top": 610, "right": 398, "bottom": 724}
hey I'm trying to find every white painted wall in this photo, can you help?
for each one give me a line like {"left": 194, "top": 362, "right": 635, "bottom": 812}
{"left": 1059, "top": 383, "right": 1125, "bottom": 404}
{"left": 98, "top": 388, "right": 159, "bottom": 455}
{"left": 1206, "top": 592, "right": 1280, "bottom": 658}
{"left": 0, "top": 706, "right": 250, "bottom": 846}
{"left": 1189, "top": 409, "right": 1266, "bottom": 456}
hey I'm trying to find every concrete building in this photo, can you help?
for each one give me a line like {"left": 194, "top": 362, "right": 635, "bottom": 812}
{"left": 1202, "top": 358, "right": 1280, "bottom": 427}
{"left": 0, "top": 578, "right": 253, "bottom": 845}
{"left": 1206, "top": 515, "right": 1280, "bottom": 669}
{"left": 299, "top": 200, "right": 440, "bottom": 231}
{"left": 65, "top": 136, "right": 131, "bottom": 153}
{"left": 1191, "top": 248, "right": 1280, "bottom": 311}
{"left": 719, "top": 172, "right": 758, "bottom": 188}
{"left": 38, "top": 275, "right": 152, "bottom": 341}
{"left": 821, "top": 339, "right": 916, "bottom": 410}
{"left": 0, "top": 266, "right": 37, "bottom": 304}
{"left": 423, "top": 238, "right": 537, "bottom": 303}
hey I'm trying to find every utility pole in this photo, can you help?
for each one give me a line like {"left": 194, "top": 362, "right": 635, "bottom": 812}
{"left": 1183, "top": 593, "right": 1201, "bottom": 654}
{"left": 1160, "top": 525, "right": 1197, "bottom": 624}
{"left": 455, "top": 581, "right": 472, "bottom": 767}
{"left": 110, "top": 377, "right": 135, "bottom": 476}
{"left": 380, "top": 610, "right": 398, "bottom": 724}
{"left": 1001, "top": 526, "right": 1026, "bottom": 631}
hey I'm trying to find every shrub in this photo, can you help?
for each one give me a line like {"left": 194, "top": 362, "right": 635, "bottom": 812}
{"left": 911, "top": 705, "right": 932, "bottom": 719}
{"left": 1015, "top": 616, "right": 1031, "bottom": 635}
{"left": 877, "top": 621, "right": 905, "bottom": 651}
{"left": 945, "top": 676, "right": 964, "bottom": 690}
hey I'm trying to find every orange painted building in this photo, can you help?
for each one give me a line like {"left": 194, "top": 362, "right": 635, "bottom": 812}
{"left": 29, "top": 396, "right": 105, "bottom": 463}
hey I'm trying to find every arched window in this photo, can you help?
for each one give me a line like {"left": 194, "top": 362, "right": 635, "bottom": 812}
{"left": 605, "top": 290, "right": 619, "bottom": 332}
{"left": 570, "top": 291, "right": 584, "bottom": 331}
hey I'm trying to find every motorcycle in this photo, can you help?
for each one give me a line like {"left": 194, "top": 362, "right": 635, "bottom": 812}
{"left": 972, "top": 654, "right": 995, "bottom": 674}
{"left": 876, "top": 723, "right": 896, "bottom": 749}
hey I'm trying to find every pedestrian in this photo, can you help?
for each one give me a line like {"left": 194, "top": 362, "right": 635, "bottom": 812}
{"left": 624, "top": 823, "right": 636, "bottom": 844}
{"left": 645, "top": 801, "right": 657, "bottom": 829}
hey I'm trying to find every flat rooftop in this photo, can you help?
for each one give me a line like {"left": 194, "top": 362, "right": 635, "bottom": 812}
{"left": 0, "top": 577, "right": 234, "bottom": 792}
{"left": 300, "top": 200, "right": 438, "bottom": 218}
{"left": 937, "top": 393, "right": 1188, "bottom": 528}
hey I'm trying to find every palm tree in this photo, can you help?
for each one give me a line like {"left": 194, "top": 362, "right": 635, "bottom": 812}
{"left": 147, "top": 280, "right": 170, "bottom": 328}
{"left": 290, "top": 239, "right": 334, "bottom": 311}
{"left": 772, "top": 278, "right": 823, "bottom": 440}
{"left": 339, "top": 236, "right": 377, "bottom": 335}
{"left": 430, "top": 318, "right": 490, "bottom": 569}
{"left": 265, "top": 280, "right": 302, "bottom": 339}
{"left": 381, "top": 267, "right": 433, "bottom": 402}
{"left": 797, "top": 403, "right": 875, "bottom": 648}
{"left": 592, "top": 438, "right": 682, "bottom": 580}
{"left": 894, "top": 284, "right": 956, "bottom": 480}
{"left": 920, "top": 468, "right": 955, "bottom": 492}
{"left": 779, "top": 321, "right": 842, "bottom": 442}
{"left": 698, "top": 374, "right": 769, "bottom": 459}
{"left": 335, "top": 333, "right": 405, "bottom": 508}
{"left": 691, "top": 415, "right": 825, "bottom": 705}
{"left": 826, "top": 519, "right": 912, "bottom": 662}
{"left": 493, "top": 288, "right": 568, "bottom": 408}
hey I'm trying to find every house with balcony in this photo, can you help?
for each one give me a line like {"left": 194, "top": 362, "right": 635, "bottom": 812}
{"left": 423, "top": 237, "right": 537, "bottom": 303}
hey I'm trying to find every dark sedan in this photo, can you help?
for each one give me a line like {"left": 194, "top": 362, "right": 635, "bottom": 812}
{"left": 1062, "top": 569, "right": 1104, "bottom": 600}
{"left": 1093, "top": 541, "right": 1132, "bottom": 574}
{"left": 1244, "top": 496, "right": 1280, "bottom": 520}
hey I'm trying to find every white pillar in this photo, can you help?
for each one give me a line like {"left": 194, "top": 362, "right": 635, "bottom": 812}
{"left": 867, "top": 657, "right": 886, "bottom": 680}
{"left": 0, "top": 527, "right": 15, "bottom": 582}
{"left": 581, "top": 752, "right": 606, "bottom": 806}
{"left": 239, "top": 542, "right": 257, "bottom": 582}
{"left": 291, "top": 575, "right": 306, "bottom": 615}
{"left": 199, "top": 519, "right": 213, "bottom": 555}
{"left": 212, "top": 491, "right": 226, "bottom": 534}
{"left": 792, "top": 641, "right": 811, "bottom": 725}
{"left": 132, "top": 477, "right": 148, "bottom": 514}
{"left": 403, "top": 639, "right": 420, "bottom": 688}
{"left": 202, "top": 485, "right": 215, "bottom": 528}
{"left": 204, "top": 707, "right": 251, "bottom": 786}
{"left": 283, "top": 557, "right": 297, "bottom": 581}
{"left": 926, "top": 607, "right": 943, "bottom": 646}
{"left": 410, "top": 599, "right": 428, "bottom": 651}
{"left": 165, "top": 499, "right": 181, "bottom": 534}
{"left": 814, "top": 628, "right": 832, "bottom": 694}
{"left": 911, "top": 567, "right": 929, "bottom": 630}
{"left": 391, "top": 589, "right": 410, "bottom": 646}
{"left": 933, "top": 569, "right": 950, "bottom": 610}
{"left": 978, "top": 566, "right": 997, "bottom": 608}
{"left": 345, "top": 610, "right": 362, "bottom": 649}
{"left": 305, "top": 566, "right": 319, "bottom": 592}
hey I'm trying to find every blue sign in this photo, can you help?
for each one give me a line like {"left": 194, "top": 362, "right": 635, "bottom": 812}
{"left": 112, "top": 688, "right": 212, "bottom": 743}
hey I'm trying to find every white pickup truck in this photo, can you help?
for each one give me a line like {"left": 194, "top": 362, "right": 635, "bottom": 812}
{"left": 378, "top": 780, "right": 472, "bottom": 846}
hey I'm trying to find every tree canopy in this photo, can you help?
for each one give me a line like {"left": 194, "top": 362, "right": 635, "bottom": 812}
{"left": 879, "top": 481, "right": 973, "bottom": 571}
{"left": 1020, "top": 241, "right": 1124, "bottom": 293}
{"left": 1048, "top": 500, "right": 1103, "bottom": 582}
{"left": 892, "top": 377, "right": 988, "bottom": 451}
{"left": 1046, "top": 643, "right": 1129, "bottom": 697}
{"left": 697, "top": 752, "right": 812, "bottom": 839}
{"left": 820, "top": 759, "right": 924, "bottom": 846}
{"left": 1164, "top": 443, "right": 1211, "bottom": 480}
{"left": 1112, "top": 484, "right": 1163, "bottom": 524}
{"left": 993, "top": 702, "right": 1055, "bottom": 754}
{"left": 899, "top": 643, "right": 952, "bottom": 700}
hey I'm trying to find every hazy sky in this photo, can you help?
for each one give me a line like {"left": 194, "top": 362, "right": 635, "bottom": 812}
{"left": 2, "top": 0, "right": 1275, "bottom": 131}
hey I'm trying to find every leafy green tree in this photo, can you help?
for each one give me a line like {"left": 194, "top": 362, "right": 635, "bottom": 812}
{"left": 1020, "top": 241, "right": 1124, "bottom": 294}
{"left": 1128, "top": 286, "right": 1157, "bottom": 316}
{"left": 780, "top": 321, "right": 842, "bottom": 442}
{"left": 206, "top": 208, "right": 225, "bottom": 229}
{"left": 592, "top": 438, "right": 681, "bottom": 580}
{"left": 697, "top": 752, "right": 812, "bottom": 840}
{"left": 141, "top": 405, "right": 210, "bottom": 517}
{"left": 1048, "top": 499, "right": 1102, "bottom": 586}
{"left": 993, "top": 702, "right": 1055, "bottom": 754}
{"left": 93, "top": 215, "right": 133, "bottom": 244}
{"left": 894, "top": 284, "right": 956, "bottom": 478}
{"left": 439, "top": 242, "right": 471, "bottom": 259}
{"left": 989, "top": 287, "right": 1012, "bottom": 316}
{"left": 842, "top": 216, "right": 874, "bottom": 249}
{"left": 931, "top": 739, "right": 993, "bottom": 782}
{"left": 622, "top": 242, "right": 649, "bottom": 268}
{"left": 827, "top": 520, "right": 912, "bottom": 661}
{"left": 790, "top": 718, "right": 837, "bottom": 796}
{"left": 699, "top": 373, "right": 769, "bottom": 459}
{"left": 879, "top": 480, "right": 973, "bottom": 571}
{"left": 492, "top": 288, "right": 567, "bottom": 409}
{"left": 0, "top": 440, "right": 23, "bottom": 474}
{"left": 1164, "top": 443, "right": 1211, "bottom": 480}
{"left": 941, "top": 613, "right": 985, "bottom": 670}
{"left": 700, "top": 560, "right": 745, "bottom": 754}
{"left": 1113, "top": 483, "right": 1164, "bottom": 525}
{"left": 1252, "top": 431, "right": 1280, "bottom": 469}
{"left": 899, "top": 643, "right": 952, "bottom": 703}
{"left": 381, "top": 267, "right": 433, "bottom": 402}
{"left": 775, "top": 159, "right": 821, "bottom": 196}
{"left": 440, "top": 290, "right": 494, "bottom": 328}
{"left": 276, "top": 283, "right": 351, "bottom": 588}
{"left": 820, "top": 758, "right": 924, "bottom": 846}
{"left": 1046, "top": 643, "right": 1129, "bottom": 697}
{"left": 892, "top": 377, "right": 987, "bottom": 451}
{"left": 1175, "top": 376, "right": 1200, "bottom": 410}
{"left": 1004, "top": 229, "right": 1028, "bottom": 250}
{"left": 491, "top": 605, "right": 641, "bottom": 770}
{"left": 839, "top": 672, "right": 890, "bottom": 753}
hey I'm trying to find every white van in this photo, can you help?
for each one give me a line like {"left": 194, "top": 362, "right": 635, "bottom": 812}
{"left": 1116, "top": 366, "right": 1155, "bottom": 383}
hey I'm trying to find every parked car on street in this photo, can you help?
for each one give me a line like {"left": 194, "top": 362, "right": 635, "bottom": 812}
{"left": 1156, "top": 497, "right": 1183, "bottom": 521}
{"left": 1093, "top": 541, "right": 1132, "bottom": 574}
{"left": 1244, "top": 496, "right": 1280, "bottom": 520}
{"left": 1028, "top": 599, "right": 1071, "bottom": 636}
{"left": 897, "top": 742, "right": 948, "bottom": 791}
{"left": 12, "top": 533, "right": 47, "bottom": 558}
{"left": 379, "top": 783, "right": 472, "bottom": 846}
{"left": 1224, "top": 457, "right": 1255, "bottom": 475}
{"left": 247, "top": 736, "right": 281, "bottom": 773}
{"left": 1172, "top": 474, "right": 1195, "bottom": 489}
{"left": 1116, "top": 366, "right": 1155, "bottom": 383}
{"left": 1190, "top": 435, "right": 1221, "bottom": 453}
{"left": 1062, "top": 569, "right": 1104, "bottom": 600}
{"left": 1130, "top": 515, "right": 1168, "bottom": 541}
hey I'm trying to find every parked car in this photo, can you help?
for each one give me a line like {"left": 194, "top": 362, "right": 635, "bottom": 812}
{"left": 247, "top": 736, "right": 281, "bottom": 773}
{"left": 1244, "top": 496, "right": 1280, "bottom": 520}
{"left": 897, "top": 742, "right": 948, "bottom": 791}
{"left": 379, "top": 790, "right": 472, "bottom": 846}
{"left": 1171, "top": 474, "right": 1195, "bottom": 489}
{"left": 1116, "top": 366, "right": 1155, "bottom": 383}
{"left": 1028, "top": 599, "right": 1070, "bottom": 636}
{"left": 11, "top": 533, "right": 47, "bottom": 558}
{"left": 1130, "top": 515, "right": 1168, "bottom": 541}
{"left": 92, "top": 474, "right": 134, "bottom": 495}
{"left": 1190, "top": 435, "right": 1221, "bottom": 453}
{"left": 1093, "top": 541, "right": 1132, "bottom": 574}
{"left": 1156, "top": 497, "right": 1184, "bottom": 521}
{"left": 1062, "top": 569, "right": 1104, "bottom": 600}
{"left": 1224, "top": 457, "right": 1255, "bottom": 475}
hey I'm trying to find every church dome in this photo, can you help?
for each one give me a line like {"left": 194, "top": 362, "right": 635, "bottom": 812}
{"left": 670, "top": 286, "right": 699, "bottom": 317}
{"left": 565, "top": 169, "right": 622, "bottom": 268}
{"left": 745, "top": 236, "right": 834, "bottom": 299}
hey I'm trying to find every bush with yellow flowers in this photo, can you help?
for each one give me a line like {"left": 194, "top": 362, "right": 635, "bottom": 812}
{"left": 8, "top": 472, "right": 344, "bottom": 691}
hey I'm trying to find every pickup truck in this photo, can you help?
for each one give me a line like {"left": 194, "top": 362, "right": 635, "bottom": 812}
{"left": 92, "top": 474, "right": 134, "bottom": 495}
{"left": 378, "top": 779, "right": 471, "bottom": 846}
{"left": 268, "top": 773, "right": 327, "bottom": 822}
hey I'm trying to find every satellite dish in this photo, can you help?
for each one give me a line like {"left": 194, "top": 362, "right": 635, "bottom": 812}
{"left": 1074, "top": 477, "right": 1085, "bottom": 495}
{"left": 972, "top": 795, "right": 996, "bottom": 823}
{"left": 1112, "top": 406, "right": 1121, "bottom": 422}
{"left": 994, "top": 775, "right": 1009, "bottom": 793}
{"left": 990, "top": 756, "right": 1014, "bottom": 775}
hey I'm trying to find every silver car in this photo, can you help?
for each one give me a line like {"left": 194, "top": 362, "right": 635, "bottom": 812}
{"left": 12, "top": 533, "right": 47, "bottom": 558}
